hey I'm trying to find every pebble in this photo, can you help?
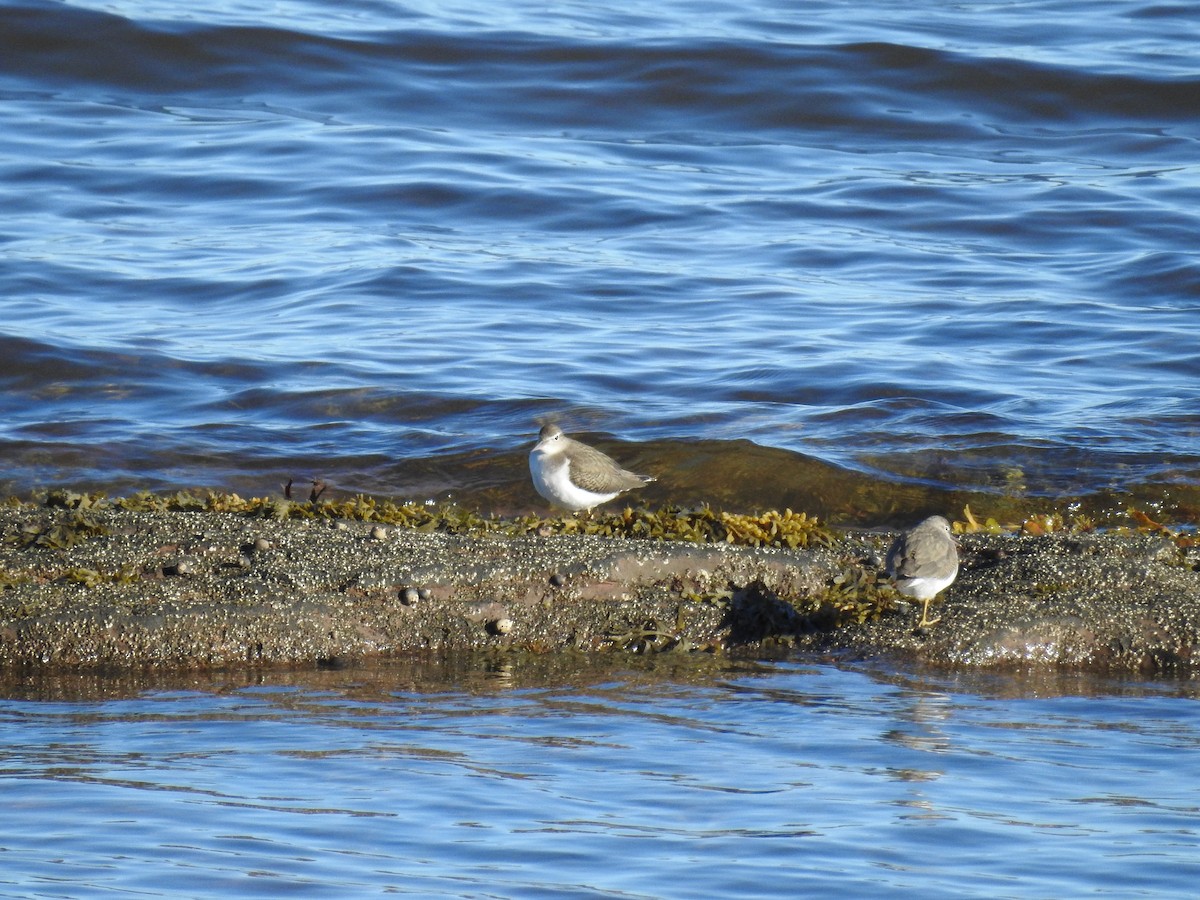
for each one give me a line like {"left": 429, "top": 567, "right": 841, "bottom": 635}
{"left": 400, "top": 587, "right": 420, "bottom": 605}
{"left": 488, "top": 617, "right": 514, "bottom": 636}
{"left": 370, "top": 525, "right": 389, "bottom": 541}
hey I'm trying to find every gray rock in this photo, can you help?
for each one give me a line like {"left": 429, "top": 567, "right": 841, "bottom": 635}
{"left": 0, "top": 505, "right": 1196, "bottom": 674}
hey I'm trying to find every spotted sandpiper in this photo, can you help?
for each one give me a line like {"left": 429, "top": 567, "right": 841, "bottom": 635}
{"left": 885, "top": 515, "right": 959, "bottom": 629}
{"left": 529, "top": 424, "right": 655, "bottom": 512}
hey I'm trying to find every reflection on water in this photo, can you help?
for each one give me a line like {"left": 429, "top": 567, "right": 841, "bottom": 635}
{"left": 1, "top": 653, "right": 1198, "bottom": 898}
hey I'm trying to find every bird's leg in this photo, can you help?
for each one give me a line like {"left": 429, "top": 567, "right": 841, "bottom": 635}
{"left": 917, "top": 597, "right": 942, "bottom": 629}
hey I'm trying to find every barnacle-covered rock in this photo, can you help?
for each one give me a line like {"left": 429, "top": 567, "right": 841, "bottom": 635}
{"left": 0, "top": 491, "right": 1195, "bottom": 673}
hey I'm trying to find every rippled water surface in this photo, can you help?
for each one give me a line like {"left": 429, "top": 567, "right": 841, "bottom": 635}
{"left": 1, "top": 656, "right": 1198, "bottom": 898}
{"left": 2, "top": 0, "right": 1199, "bottom": 516}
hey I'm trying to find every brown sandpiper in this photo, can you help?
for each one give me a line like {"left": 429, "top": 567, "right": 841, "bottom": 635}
{"left": 885, "top": 515, "right": 959, "bottom": 629}
{"left": 529, "top": 423, "right": 654, "bottom": 512}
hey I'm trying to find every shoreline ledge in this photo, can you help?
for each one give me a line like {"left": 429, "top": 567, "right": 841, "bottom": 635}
{"left": 1, "top": 494, "right": 1198, "bottom": 674}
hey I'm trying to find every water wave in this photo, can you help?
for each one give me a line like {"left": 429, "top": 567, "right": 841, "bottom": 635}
{"left": 2, "top": 0, "right": 1198, "bottom": 516}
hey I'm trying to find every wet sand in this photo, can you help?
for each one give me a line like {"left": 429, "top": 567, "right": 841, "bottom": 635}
{"left": 0, "top": 500, "right": 1197, "bottom": 674}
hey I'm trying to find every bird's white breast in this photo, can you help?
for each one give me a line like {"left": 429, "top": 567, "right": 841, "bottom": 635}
{"left": 530, "top": 449, "right": 618, "bottom": 511}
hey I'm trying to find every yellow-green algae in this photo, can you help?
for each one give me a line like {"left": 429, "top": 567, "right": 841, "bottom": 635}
{"left": 24, "top": 488, "right": 839, "bottom": 550}
{"left": 10, "top": 489, "right": 1196, "bottom": 573}
{"left": 27, "top": 488, "right": 1192, "bottom": 543}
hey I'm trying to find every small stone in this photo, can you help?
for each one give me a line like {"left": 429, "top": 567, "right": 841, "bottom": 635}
{"left": 169, "top": 559, "right": 196, "bottom": 577}
{"left": 370, "top": 525, "right": 388, "bottom": 541}
{"left": 400, "top": 587, "right": 420, "bottom": 605}
{"left": 331, "top": 520, "right": 350, "bottom": 531}
{"left": 549, "top": 572, "right": 566, "bottom": 587}
{"left": 488, "top": 617, "right": 514, "bottom": 636}
{"left": 254, "top": 537, "right": 273, "bottom": 552}
{"left": 417, "top": 587, "right": 432, "bottom": 601}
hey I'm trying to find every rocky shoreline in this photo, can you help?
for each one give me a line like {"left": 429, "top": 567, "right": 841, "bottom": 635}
{"left": 0, "top": 496, "right": 1197, "bottom": 675}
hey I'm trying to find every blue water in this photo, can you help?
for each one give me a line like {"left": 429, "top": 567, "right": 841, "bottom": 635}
{"left": 1, "top": 0, "right": 1198, "bottom": 510}
{"left": 1, "top": 657, "right": 1197, "bottom": 898}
